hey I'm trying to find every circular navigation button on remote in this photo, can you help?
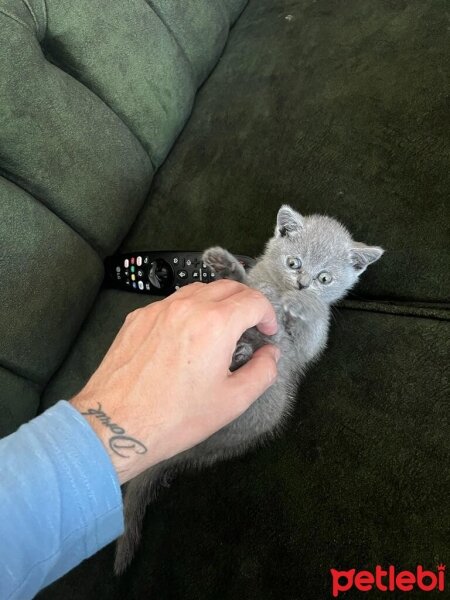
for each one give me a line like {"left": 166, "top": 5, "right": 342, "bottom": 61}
{"left": 148, "top": 259, "right": 172, "bottom": 290}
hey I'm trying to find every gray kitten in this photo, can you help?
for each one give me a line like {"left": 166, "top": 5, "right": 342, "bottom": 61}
{"left": 114, "top": 205, "right": 384, "bottom": 574}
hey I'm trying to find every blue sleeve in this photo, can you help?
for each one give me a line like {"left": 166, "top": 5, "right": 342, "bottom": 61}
{"left": 0, "top": 400, "right": 124, "bottom": 600}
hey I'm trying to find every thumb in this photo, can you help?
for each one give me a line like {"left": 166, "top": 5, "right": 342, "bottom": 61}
{"left": 227, "top": 344, "right": 281, "bottom": 417}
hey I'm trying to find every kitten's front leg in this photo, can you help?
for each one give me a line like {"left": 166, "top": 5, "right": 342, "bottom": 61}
{"left": 282, "top": 290, "right": 324, "bottom": 324}
{"left": 202, "top": 247, "right": 248, "bottom": 283}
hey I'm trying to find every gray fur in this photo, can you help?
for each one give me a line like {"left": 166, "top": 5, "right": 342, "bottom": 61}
{"left": 114, "top": 205, "right": 384, "bottom": 574}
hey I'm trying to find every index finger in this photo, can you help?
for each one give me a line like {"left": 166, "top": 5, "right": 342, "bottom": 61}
{"left": 220, "top": 287, "right": 278, "bottom": 338}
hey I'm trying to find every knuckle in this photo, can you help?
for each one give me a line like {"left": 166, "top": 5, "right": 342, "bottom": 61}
{"left": 178, "top": 282, "right": 203, "bottom": 293}
{"left": 167, "top": 297, "right": 190, "bottom": 318}
{"left": 249, "top": 289, "right": 265, "bottom": 301}
{"left": 247, "top": 289, "right": 270, "bottom": 309}
{"left": 213, "top": 278, "right": 242, "bottom": 291}
{"left": 125, "top": 308, "right": 140, "bottom": 323}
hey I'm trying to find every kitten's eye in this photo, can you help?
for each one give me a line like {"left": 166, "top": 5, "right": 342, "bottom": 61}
{"left": 286, "top": 256, "right": 302, "bottom": 270}
{"left": 318, "top": 271, "right": 332, "bottom": 284}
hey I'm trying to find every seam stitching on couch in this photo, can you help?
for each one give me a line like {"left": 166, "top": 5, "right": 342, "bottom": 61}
{"left": 0, "top": 358, "right": 43, "bottom": 387}
{"left": 340, "top": 300, "right": 450, "bottom": 322}
{"left": 41, "top": 0, "right": 48, "bottom": 33}
{"left": 20, "top": 0, "right": 38, "bottom": 33}
{"left": 0, "top": 167, "right": 105, "bottom": 259}
{"left": 218, "top": 0, "right": 232, "bottom": 27}
{"left": 0, "top": 7, "right": 33, "bottom": 32}
{"left": 39, "top": 44, "right": 156, "bottom": 173}
{"left": 143, "top": 0, "right": 197, "bottom": 86}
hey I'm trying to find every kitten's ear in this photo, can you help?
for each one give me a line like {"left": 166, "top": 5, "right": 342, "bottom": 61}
{"left": 276, "top": 205, "right": 304, "bottom": 237}
{"left": 350, "top": 242, "right": 384, "bottom": 273}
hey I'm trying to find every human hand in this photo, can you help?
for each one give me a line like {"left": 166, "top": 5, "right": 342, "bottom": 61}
{"left": 70, "top": 280, "right": 280, "bottom": 485}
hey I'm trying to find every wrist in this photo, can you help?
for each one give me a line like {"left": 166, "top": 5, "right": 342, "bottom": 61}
{"left": 70, "top": 394, "right": 149, "bottom": 485}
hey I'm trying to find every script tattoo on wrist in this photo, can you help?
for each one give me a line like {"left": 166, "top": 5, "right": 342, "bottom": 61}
{"left": 81, "top": 402, "right": 147, "bottom": 459}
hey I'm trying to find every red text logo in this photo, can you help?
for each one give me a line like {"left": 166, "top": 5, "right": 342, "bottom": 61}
{"left": 330, "top": 564, "right": 445, "bottom": 597}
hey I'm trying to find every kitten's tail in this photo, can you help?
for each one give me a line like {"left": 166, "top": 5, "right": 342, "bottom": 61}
{"left": 114, "top": 462, "right": 174, "bottom": 575}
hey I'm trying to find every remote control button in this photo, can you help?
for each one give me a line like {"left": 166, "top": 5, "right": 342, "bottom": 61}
{"left": 177, "top": 270, "right": 188, "bottom": 279}
{"left": 125, "top": 280, "right": 130, "bottom": 286}
{"left": 175, "top": 285, "right": 180, "bottom": 290}
{"left": 143, "top": 256, "right": 149, "bottom": 264}
{"left": 148, "top": 259, "right": 172, "bottom": 289}
{"left": 185, "top": 258, "right": 192, "bottom": 266}
{"left": 131, "top": 257, "right": 135, "bottom": 265}
{"left": 145, "top": 283, "right": 151, "bottom": 290}
{"left": 130, "top": 266, "right": 135, "bottom": 273}
{"left": 192, "top": 270, "right": 200, "bottom": 280}
{"left": 124, "top": 269, "right": 129, "bottom": 276}
{"left": 137, "top": 256, "right": 142, "bottom": 266}
{"left": 138, "top": 281, "right": 144, "bottom": 290}
{"left": 124, "top": 259, "right": 129, "bottom": 268}
{"left": 173, "top": 257, "right": 179, "bottom": 265}
{"left": 131, "top": 274, "right": 136, "bottom": 281}
{"left": 137, "top": 270, "right": 144, "bottom": 277}
{"left": 132, "top": 282, "right": 137, "bottom": 288}
{"left": 116, "top": 266, "right": 121, "bottom": 273}
{"left": 201, "top": 270, "right": 209, "bottom": 281}
{"left": 210, "top": 270, "right": 216, "bottom": 279}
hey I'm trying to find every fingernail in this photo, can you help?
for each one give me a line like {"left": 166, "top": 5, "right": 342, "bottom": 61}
{"left": 274, "top": 346, "right": 281, "bottom": 362}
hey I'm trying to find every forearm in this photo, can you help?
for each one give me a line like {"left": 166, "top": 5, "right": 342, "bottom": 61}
{"left": 0, "top": 401, "right": 124, "bottom": 600}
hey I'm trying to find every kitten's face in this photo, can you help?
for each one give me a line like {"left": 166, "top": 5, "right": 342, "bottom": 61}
{"left": 264, "top": 205, "right": 384, "bottom": 304}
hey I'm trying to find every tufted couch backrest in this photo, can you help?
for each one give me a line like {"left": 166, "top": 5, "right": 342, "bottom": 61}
{"left": 0, "top": 0, "right": 247, "bottom": 434}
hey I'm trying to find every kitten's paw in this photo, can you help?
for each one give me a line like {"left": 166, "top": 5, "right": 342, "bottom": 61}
{"left": 202, "top": 246, "right": 236, "bottom": 271}
{"left": 283, "top": 303, "right": 305, "bottom": 321}
{"left": 282, "top": 295, "right": 307, "bottom": 322}
{"left": 202, "top": 246, "right": 246, "bottom": 282}
{"left": 234, "top": 342, "right": 253, "bottom": 363}
{"left": 230, "top": 342, "right": 253, "bottom": 370}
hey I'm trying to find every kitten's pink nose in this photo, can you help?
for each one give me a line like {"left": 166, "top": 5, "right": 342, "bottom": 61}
{"left": 298, "top": 272, "right": 312, "bottom": 289}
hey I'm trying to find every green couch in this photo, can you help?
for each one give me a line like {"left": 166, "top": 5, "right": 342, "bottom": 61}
{"left": 1, "top": 0, "right": 448, "bottom": 598}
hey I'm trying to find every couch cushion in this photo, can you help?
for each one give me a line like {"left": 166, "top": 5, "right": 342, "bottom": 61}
{"left": 122, "top": 0, "right": 450, "bottom": 304}
{"left": 40, "top": 307, "right": 450, "bottom": 599}
{"left": 0, "top": 0, "right": 153, "bottom": 257}
{"left": 147, "top": 1, "right": 232, "bottom": 87}
{"left": 0, "top": 0, "right": 247, "bottom": 435}
{"left": 41, "top": 0, "right": 195, "bottom": 170}
{"left": 40, "top": 0, "right": 247, "bottom": 170}
{"left": 0, "top": 367, "right": 41, "bottom": 438}
{"left": 0, "top": 178, "right": 103, "bottom": 384}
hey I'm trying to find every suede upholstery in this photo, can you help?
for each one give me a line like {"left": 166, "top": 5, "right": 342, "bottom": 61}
{"left": 0, "top": 0, "right": 448, "bottom": 598}
{"left": 0, "top": 0, "right": 247, "bottom": 430}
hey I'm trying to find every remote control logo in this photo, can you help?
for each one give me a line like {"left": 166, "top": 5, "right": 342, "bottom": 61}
{"left": 330, "top": 564, "right": 446, "bottom": 597}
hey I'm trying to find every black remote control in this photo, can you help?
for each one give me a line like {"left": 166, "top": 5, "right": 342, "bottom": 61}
{"left": 104, "top": 251, "right": 256, "bottom": 295}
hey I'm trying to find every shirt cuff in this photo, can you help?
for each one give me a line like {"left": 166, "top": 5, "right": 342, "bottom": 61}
{"left": 0, "top": 400, "right": 124, "bottom": 599}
